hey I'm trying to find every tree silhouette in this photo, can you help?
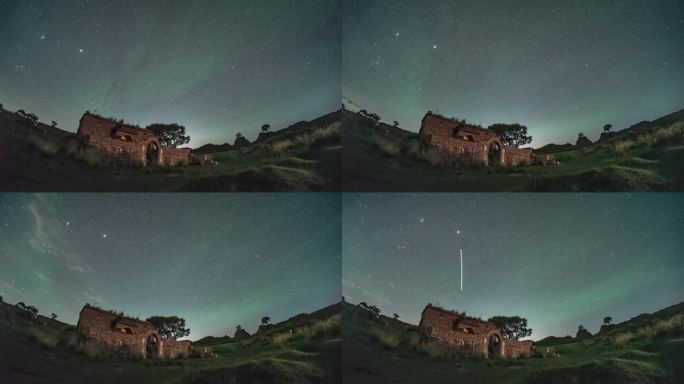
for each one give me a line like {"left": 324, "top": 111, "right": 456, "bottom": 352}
{"left": 261, "top": 316, "right": 271, "bottom": 325}
{"left": 51, "top": 121, "right": 57, "bottom": 127}
{"left": 51, "top": 313, "right": 58, "bottom": 320}
{"left": 358, "top": 109, "right": 368, "bottom": 117}
{"left": 487, "top": 316, "right": 532, "bottom": 340}
{"left": 578, "top": 132, "right": 585, "bottom": 139}
{"left": 261, "top": 124, "right": 271, "bottom": 133}
{"left": 488, "top": 123, "right": 533, "bottom": 148}
{"left": 603, "top": 124, "right": 613, "bottom": 133}
{"left": 145, "top": 316, "right": 190, "bottom": 340}
{"left": 603, "top": 316, "right": 613, "bottom": 326}
{"left": 236, "top": 132, "right": 244, "bottom": 139}
{"left": 146, "top": 123, "right": 191, "bottom": 148}
{"left": 392, "top": 313, "right": 399, "bottom": 320}
{"left": 392, "top": 121, "right": 399, "bottom": 127}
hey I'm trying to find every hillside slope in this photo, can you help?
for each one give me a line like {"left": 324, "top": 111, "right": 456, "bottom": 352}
{"left": 343, "top": 110, "right": 684, "bottom": 192}
{"left": 0, "top": 108, "right": 341, "bottom": 192}
{"left": 0, "top": 300, "right": 341, "bottom": 384}
{"left": 342, "top": 301, "right": 684, "bottom": 384}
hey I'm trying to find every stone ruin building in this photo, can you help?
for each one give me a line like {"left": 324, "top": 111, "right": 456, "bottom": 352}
{"left": 77, "top": 304, "right": 191, "bottom": 359}
{"left": 418, "top": 111, "right": 534, "bottom": 166}
{"left": 77, "top": 112, "right": 191, "bottom": 167}
{"left": 419, "top": 304, "right": 533, "bottom": 359}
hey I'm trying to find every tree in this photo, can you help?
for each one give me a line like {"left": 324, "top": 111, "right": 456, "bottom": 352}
{"left": 358, "top": 109, "right": 368, "bottom": 117}
{"left": 261, "top": 124, "right": 271, "bottom": 133}
{"left": 51, "top": 121, "right": 57, "bottom": 127}
{"left": 603, "top": 124, "right": 613, "bottom": 133}
{"left": 487, "top": 316, "right": 532, "bottom": 341}
{"left": 367, "top": 305, "right": 381, "bottom": 319}
{"left": 488, "top": 123, "right": 533, "bottom": 148}
{"left": 146, "top": 123, "right": 190, "bottom": 148}
{"left": 603, "top": 316, "right": 613, "bottom": 326}
{"left": 261, "top": 316, "right": 271, "bottom": 325}
{"left": 145, "top": 316, "right": 190, "bottom": 341}
{"left": 393, "top": 313, "right": 399, "bottom": 320}
{"left": 51, "top": 313, "right": 58, "bottom": 320}
{"left": 392, "top": 121, "right": 399, "bottom": 128}
{"left": 236, "top": 132, "right": 244, "bottom": 139}
{"left": 578, "top": 132, "right": 585, "bottom": 139}
{"left": 17, "top": 109, "right": 26, "bottom": 116}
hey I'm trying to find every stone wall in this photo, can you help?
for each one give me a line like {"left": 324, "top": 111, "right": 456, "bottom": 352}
{"left": 506, "top": 339, "right": 534, "bottom": 358}
{"left": 419, "top": 304, "right": 533, "bottom": 359}
{"left": 162, "top": 147, "right": 192, "bottom": 166}
{"left": 77, "top": 113, "right": 191, "bottom": 167}
{"left": 503, "top": 147, "right": 534, "bottom": 166}
{"left": 77, "top": 305, "right": 191, "bottom": 359}
{"left": 418, "top": 112, "right": 534, "bottom": 166}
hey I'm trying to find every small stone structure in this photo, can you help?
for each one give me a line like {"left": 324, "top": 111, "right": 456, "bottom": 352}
{"left": 418, "top": 112, "right": 534, "bottom": 166}
{"left": 419, "top": 304, "right": 533, "bottom": 359}
{"left": 77, "top": 305, "right": 191, "bottom": 359}
{"left": 77, "top": 113, "right": 191, "bottom": 166}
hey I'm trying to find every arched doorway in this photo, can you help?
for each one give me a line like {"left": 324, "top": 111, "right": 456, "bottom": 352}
{"left": 145, "top": 334, "right": 159, "bottom": 359}
{"left": 488, "top": 333, "right": 502, "bottom": 358}
{"left": 488, "top": 141, "right": 502, "bottom": 166}
{"left": 146, "top": 142, "right": 159, "bottom": 166}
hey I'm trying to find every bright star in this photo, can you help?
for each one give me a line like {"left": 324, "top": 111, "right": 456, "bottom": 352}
{"left": 40, "top": 35, "right": 46, "bottom": 40}
{"left": 79, "top": 48, "right": 84, "bottom": 53}
{"left": 432, "top": 44, "right": 438, "bottom": 49}
{"left": 394, "top": 32, "right": 400, "bottom": 37}
{"left": 102, "top": 234, "right": 107, "bottom": 238}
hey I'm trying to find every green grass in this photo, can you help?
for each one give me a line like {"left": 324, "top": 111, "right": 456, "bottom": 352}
{"left": 342, "top": 302, "right": 684, "bottom": 384}
{"left": 0, "top": 111, "right": 341, "bottom": 191}
{"left": 0, "top": 301, "right": 341, "bottom": 383}
{"left": 343, "top": 112, "right": 684, "bottom": 191}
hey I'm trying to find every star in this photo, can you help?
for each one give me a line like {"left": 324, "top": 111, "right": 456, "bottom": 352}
{"left": 102, "top": 233, "right": 107, "bottom": 238}
{"left": 418, "top": 218, "right": 425, "bottom": 223}
{"left": 394, "top": 32, "right": 400, "bottom": 37}
{"left": 456, "top": 230, "right": 461, "bottom": 234}
{"left": 40, "top": 35, "right": 46, "bottom": 40}
{"left": 78, "top": 48, "right": 84, "bottom": 53}
{"left": 65, "top": 221, "right": 70, "bottom": 226}
{"left": 432, "top": 44, "right": 438, "bottom": 49}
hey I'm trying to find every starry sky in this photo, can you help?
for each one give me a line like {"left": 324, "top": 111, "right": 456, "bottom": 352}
{"left": 342, "top": 193, "right": 684, "bottom": 340}
{"left": 0, "top": 193, "right": 341, "bottom": 340}
{"left": 0, "top": 0, "right": 340, "bottom": 147}
{"left": 342, "top": 0, "right": 684, "bottom": 147}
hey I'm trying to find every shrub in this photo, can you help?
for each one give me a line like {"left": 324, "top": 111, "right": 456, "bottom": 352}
{"left": 272, "top": 332, "right": 293, "bottom": 347}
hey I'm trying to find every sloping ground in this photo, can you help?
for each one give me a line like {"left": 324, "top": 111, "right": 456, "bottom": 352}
{"left": 0, "top": 300, "right": 341, "bottom": 384}
{"left": 0, "top": 109, "right": 341, "bottom": 192}
{"left": 343, "top": 110, "right": 683, "bottom": 191}
{"left": 342, "top": 301, "right": 684, "bottom": 384}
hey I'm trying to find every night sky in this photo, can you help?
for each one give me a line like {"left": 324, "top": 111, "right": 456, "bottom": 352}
{"left": 0, "top": 0, "right": 340, "bottom": 147}
{"left": 342, "top": 193, "right": 684, "bottom": 340}
{"left": 0, "top": 194, "right": 341, "bottom": 340}
{"left": 342, "top": 0, "right": 684, "bottom": 147}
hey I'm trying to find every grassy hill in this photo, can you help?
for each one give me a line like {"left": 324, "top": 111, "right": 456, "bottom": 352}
{"left": 342, "top": 301, "right": 684, "bottom": 384}
{"left": 343, "top": 110, "right": 684, "bottom": 192}
{"left": 0, "top": 300, "right": 341, "bottom": 384}
{"left": 0, "top": 108, "right": 341, "bottom": 192}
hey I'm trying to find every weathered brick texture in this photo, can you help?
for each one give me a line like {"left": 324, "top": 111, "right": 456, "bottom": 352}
{"left": 77, "top": 113, "right": 191, "bottom": 167}
{"left": 418, "top": 112, "right": 534, "bottom": 166}
{"left": 419, "top": 304, "right": 533, "bottom": 359}
{"left": 77, "top": 305, "right": 191, "bottom": 359}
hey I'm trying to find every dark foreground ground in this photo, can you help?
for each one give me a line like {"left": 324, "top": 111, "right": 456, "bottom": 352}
{"left": 0, "top": 109, "right": 341, "bottom": 192}
{"left": 0, "top": 301, "right": 341, "bottom": 384}
{"left": 342, "top": 301, "right": 684, "bottom": 384}
{"left": 343, "top": 110, "right": 684, "bottom": 192}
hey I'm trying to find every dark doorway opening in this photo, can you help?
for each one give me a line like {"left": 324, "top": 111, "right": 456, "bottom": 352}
{"left": 488, "top": 333, "right": 501, "bottom": 358}
{"left": 146, "top": 142, "right": 159, "bottom": 166}
{"left": 488, "top": 142, "right": 501, "bottom": 166}
{"left": 146, "top": 334, "right": 159, "bottom": 359}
